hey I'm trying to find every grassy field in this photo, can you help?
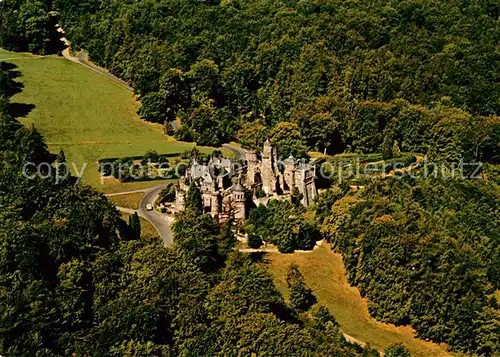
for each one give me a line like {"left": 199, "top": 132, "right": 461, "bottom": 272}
{"left": 108, "top": 192, "right": 144, "bottom": 209}
{"left": 120, "top": 212, "right": 159, "bottom": 240}
{"left": 264, "top": 244, "right": 452, "bottom": 357}
{"left": 0, "top": 49, "right": 222, "bottom": 192}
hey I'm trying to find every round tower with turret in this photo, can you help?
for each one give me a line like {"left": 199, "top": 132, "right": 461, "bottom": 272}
{"left": 232, "top": 179, "right": 246, "bottom": 220}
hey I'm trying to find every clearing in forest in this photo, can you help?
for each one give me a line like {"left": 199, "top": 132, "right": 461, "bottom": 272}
{"left": 0, "top": 49, "right": 215, "bottom": 192}
{"left": 265, "top": 244, "right": 452, "bottom": 357}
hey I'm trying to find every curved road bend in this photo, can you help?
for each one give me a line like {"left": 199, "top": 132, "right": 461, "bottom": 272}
{"left": 138, "top": 185, "right": 174, "bottom": 247}
{"left": 108, "top": 145, "right": 245, "bottom": 247}
{"left": 108, "top": 185, "right": 174, "bottom": 247}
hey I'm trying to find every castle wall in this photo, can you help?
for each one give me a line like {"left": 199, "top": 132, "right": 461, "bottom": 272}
{"left": 283, "top": 164, "right": 295, "bottom": 191}
{"left": 175, "top": 143, "right": 317, "bottom": 219}
{"left": 246, "top": 150, "right": 259, "bottom": 187}
{"left": 175, "top": 189, "right": 186, "bottom": 212}
{"left": 261, "top": 143, "right": 278, "bottom": 195}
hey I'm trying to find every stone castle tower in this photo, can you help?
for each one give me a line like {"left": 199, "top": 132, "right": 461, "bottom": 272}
{"left": 295, "top": 162, "right": 317, "bottom": 206}
{"left": 245, "top": 139, "right": 317, "bottom": 206}
{"left": 261, "top": 139, "right": 280, "bottom": 195}
{"left": 245, "top": 149, "right": 260, "bottom": 187}
{"left": 232, "top": 178, "right": 246, "bottom": 220}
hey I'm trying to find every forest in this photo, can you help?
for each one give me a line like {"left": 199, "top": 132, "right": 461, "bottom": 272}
{"left": 0, "top": 62, "right": 386, "bottom": 356}
{"left": 319, "top": 178, "right": 500, "bottom": 355}
{"left": 1, "top": 0, "right": 499, "bottom": 158}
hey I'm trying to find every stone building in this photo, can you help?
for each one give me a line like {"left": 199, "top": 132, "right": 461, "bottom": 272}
{"left": 175, "top": 140, "right": 317, "bottom": 219}
{"left": 246, "top": 139, "right": 317, "bottom": 207}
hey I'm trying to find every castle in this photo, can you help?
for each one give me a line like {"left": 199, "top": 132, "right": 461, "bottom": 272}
{"left": 175, "top": 140, "right": 317, "bottom": 220}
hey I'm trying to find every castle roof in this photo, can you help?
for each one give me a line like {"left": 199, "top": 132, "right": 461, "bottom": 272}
{"left": 210, "top": 156, "right": 232, "bottom": 169}
{"left": 232, "top": 180, "right": 245, "bottom": 192}
{"left": 201, "top": 172, "right": 213, "bottom": 184}
{"left": 191, "top": 160, "right": 216, "bottom": 184}
{"left": 283, "top": 155, "right": 296, "bottom": 165}
{"left": 190, "top": 160, "right": 206, "bottom": 179}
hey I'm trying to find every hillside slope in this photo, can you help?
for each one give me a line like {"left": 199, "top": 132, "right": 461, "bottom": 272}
{"left": 0, "top": 49, "right": 202, "bottom": 191}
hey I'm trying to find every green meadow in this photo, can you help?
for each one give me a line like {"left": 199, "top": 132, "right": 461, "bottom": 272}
{"left": 266, "top": 245, "right": 452, "bottom": 357}
{"left": 0, "top": 49, "right": 218, "bottom": 192}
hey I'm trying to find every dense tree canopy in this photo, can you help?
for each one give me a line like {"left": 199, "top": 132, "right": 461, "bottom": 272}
{"left": 0, "top": 62, "right": 373, "bottom": 356}
{"left": 286, "top": 264, "right": 317, "bottom": 311}
{"left": 246, "top": 200, "right": 319, "bottom": 253}
{"left": 0, "top": 0, "right": 63, "bottom": 54}
{"left": 320, "top": 176, "right": 500, "bottom": 355}
{"left": 4, "top": 0, "right": 498, "bottom": 153}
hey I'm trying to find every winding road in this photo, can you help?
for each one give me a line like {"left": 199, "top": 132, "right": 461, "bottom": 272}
{"left": 138, "top": 186, "right": 174, "bottom": 247}
{"left": 107, "top": 144, "right": 245, "bottom": 247}
{"left": 107, "top": 186, "right": 174, "bottom": 247}
{"left": 58, "top": 31, "right": 175, "bottom": 246}
{"left": 58, "top": 27, "right": 131, "bottom": 90}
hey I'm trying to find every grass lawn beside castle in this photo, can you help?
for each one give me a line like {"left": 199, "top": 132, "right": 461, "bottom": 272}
{"left": 264, "top": 244, "right": 452, "bottom": 357}
{"left": 0, "top": 49, "right": 220, "bottom": 192}
{"left": 120, "top": 212, "right": 159, "bottom": 240}
{"left": 107, "top": 192, "right": 145, "bottom": 210}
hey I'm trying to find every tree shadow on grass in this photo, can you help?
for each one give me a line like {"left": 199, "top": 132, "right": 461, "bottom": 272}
{"left": 9, "top": 103, "right": 35, "bottom": 118}
{"left": 247, "top": 251, "right": 268, "bottom": 264}
{"left": 3, "top": 80, "right": 24, "bottom": 98}
{"left": 0, "top": 62, "right": 18, "bottom": 71}
{"left": 0, "top": 61, "right": 35, "bottom": 118}
{"left": 8, "top": 70, "right": 22, "bottom": 79}
{"left": 0, "top": 62, "right": 24, "bottom": 98}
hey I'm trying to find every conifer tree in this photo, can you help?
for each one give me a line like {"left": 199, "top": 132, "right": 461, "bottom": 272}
{"left": 286, "top": 264, "right": 316, "bottom": 311}
{"left": 128, "top": 212, "right": 141, "bottom": 239}
{"left": 392, "top": 140, "right": 401, "bottom": 157}
{"left": 381, "top": 118, "right": 397, "bottom": 160}
{"left": 312, "top": 305, "right": 338, "bottom": 331}
{"left": 247, "top": 230, "right": 263, "bottom": 249}
{"left": 217, "top": 219, "right": 237, "bottom": 257}
{"left": 384, "top": 343, "right": 411, "bottom": 357}
{"left": 56, "top": 148, "right": 66, "bottom": 164}
{"left": 186, "top": 182, "right": 203, "bottom": 214}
